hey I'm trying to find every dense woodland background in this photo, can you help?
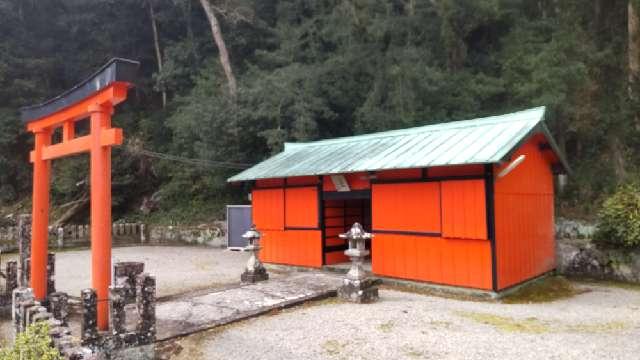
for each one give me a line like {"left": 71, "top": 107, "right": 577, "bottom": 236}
{"left": 0, "top": 0, "right": 639, "bottom": 225}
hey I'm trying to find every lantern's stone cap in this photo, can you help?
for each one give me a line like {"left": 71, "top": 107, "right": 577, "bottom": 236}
{"left": 242, "top": 225, "right": 261, "bottom": 239}
{"left": 340, "top": 223, "right": 373, "bottom": 240}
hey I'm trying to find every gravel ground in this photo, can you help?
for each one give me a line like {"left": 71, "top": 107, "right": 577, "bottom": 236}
{"left": 0, "top": 246, "right": 250, "bottom": 344}
{"left": 0, "top": 246, "right": 250, "bottom": 298}
{"left": 171, "top": 283, "right": 640, "bottom": 360}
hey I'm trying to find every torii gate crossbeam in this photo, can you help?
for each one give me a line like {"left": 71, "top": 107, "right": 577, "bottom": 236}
{"left": 20, "top": 58, "right": 138, "bottom": 330}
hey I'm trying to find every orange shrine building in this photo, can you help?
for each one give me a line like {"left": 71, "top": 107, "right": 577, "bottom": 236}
{"left": 229, "top": 107, "right": 569, "bottom": 292}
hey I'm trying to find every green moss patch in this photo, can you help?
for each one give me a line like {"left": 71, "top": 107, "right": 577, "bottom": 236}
{"left": 376, "top": 320, "right": 395, "bottom": 333}
{"left": 501, "top": 276, "right": 585, "bottom": 304}
{"left": 456, "top": 311, "right": 629, "bottom": 334}
{"left": 574, "top": 278, "right": 640, "bottom": 292}
{"left": 321, "top": 339, "right": 346, "bottom": 356}
{"left": 456, "top": 311, "right": 550, "bottom": 333}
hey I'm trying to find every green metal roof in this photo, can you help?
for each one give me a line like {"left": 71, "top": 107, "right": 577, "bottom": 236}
{"left": 228, "top": 106, "right": 569, "bottom": 182}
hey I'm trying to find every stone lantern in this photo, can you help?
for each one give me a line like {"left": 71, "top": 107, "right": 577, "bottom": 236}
{"left": 240, "top": 225, "right": 269, "bottom": 283}
{"left": 337, "top": 223, "right": 378, "bottom": 303}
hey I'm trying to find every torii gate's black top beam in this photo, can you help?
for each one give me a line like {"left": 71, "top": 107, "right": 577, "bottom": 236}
{"left": 20, "top": 58, "right": 139, "bottom": 124}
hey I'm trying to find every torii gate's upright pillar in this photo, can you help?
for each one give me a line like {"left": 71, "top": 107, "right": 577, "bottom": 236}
{"left": 89, "top": 103, "right": 114, "bottom": 329}
{"left": 31, "top": 129, "right": 51, "bottom": 301}
{"left": 21, "top": 59, "right": 138, "bottom": 330}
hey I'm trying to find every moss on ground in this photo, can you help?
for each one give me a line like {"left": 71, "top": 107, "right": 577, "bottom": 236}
{"left": 574, "top": 278, "right": 640, "bottom": 292}
{"left": 501, "top": 276, "right": 585, "bottom": 304}
{"left": 456, "top": 311, "right": 550, "bottom": 333}
{"left": 376, "top": 320, "right": 395, "bottom": 333}
{"left": 321, "top": 339, "right": 346, "bottom": 356}
{"left": 456, "top": 311, "right": 629, "bottom": 334}
{"left": 378, "top": 284, "right": 493, "bottom": 303}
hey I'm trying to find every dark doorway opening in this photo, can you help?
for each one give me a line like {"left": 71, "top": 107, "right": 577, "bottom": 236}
{"left": 322, "top": 191, "right": 371, "bottom": 265}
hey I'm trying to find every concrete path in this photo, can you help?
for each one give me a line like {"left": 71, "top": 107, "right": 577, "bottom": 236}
{"left": 156, "top": 272, "right": 342, "bottom": 340}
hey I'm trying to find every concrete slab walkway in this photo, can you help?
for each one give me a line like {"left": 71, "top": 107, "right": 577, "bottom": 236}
{"left": 156, "top": 272, "right": 343, "bottom": 340}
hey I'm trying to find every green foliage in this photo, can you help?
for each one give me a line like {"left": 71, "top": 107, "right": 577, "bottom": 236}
{"left": 0, "top": 322, "right": 61, "bottom": 360}
{"left": 0, "top": 0, "right": 636, "bottom": 222}
{"left": 594, "top": 183, "right": 640, "bottom": 249}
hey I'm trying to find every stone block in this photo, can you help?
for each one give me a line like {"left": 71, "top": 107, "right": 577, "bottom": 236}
{"left": 241, "top": 267, "right": 269, "bottom": 283}
{"left": 81, "top": 288, "right": 99, "bottom": 347}
{"left": 337, "top": 278, "right": 379, "bottom": 304}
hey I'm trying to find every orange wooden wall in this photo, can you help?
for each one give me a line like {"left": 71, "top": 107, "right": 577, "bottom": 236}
{"left": 372, "top": 182, "right": 441, "bottom": 233}
{"left": 252, "top": 188, "right": 284, "bottom": 230}
{"left": 372, "top": 235, "right": 492, "bottom": 289}
{"left": 371, "top": 179, "right": 492, "bottom": 290}
{"left": 494, "top": 136, "right": 555, "bottom": 290}
{"left": 252, "top": 186, "right": 322, "bottom": 267}
{"left": 260, "top": 229, "right": 322, "bottom": 267}
{"left": 285, "top": 187, "right": 318, "bottom": 228}
{"left": 441, "top": 180, "right": 487, "bottom": 239}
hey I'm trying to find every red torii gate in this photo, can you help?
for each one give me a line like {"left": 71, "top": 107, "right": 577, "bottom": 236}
{"left": 20, "top": 59, "right": 138, "bottom": 330}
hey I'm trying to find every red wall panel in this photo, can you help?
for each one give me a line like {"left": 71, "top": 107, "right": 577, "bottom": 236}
{"left": 441, "top": 180, "right": 487, "bottom": 240}
{"left": 285, "top": 187, "right": 319, "bottom": 228}
{"left": 252, "top": 188, "right": 284, "bottom": 230}
{"left": 372, "top": 182, "right": 441, "bottom": 233}
{"left": 494, "top": 135, "right": 555, "bottom": 290}
{"left": 371, "top": 233, "right": 492, "bottom": 289}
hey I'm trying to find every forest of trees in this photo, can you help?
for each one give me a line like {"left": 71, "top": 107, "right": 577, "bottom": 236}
{"left": 0, "top": 0, "right": 639, "bottom": 224}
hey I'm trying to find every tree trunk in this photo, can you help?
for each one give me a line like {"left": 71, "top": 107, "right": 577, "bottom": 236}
{"left": 609, "top": 134, "right": 627, "bottom": 183}
{"left": 199, "top": 0, "right": 238, "bottom": 100}
{"left": 629, "top": 1, "right": 640, "bottom": 89}
{"left": 147, "top": 0, "right": 166, "bottom": 108}
{"left": 629, "top": 1, "right": 640, "bottom": 128}
{"left": 52, "top": 193, "right": 89, "bottom": 228}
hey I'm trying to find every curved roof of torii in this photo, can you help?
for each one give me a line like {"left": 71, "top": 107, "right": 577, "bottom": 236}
{"left": 228, "top": 106, "right": 570, "bottom": 182}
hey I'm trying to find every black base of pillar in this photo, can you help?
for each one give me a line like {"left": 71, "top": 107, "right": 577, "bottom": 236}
{"left": 337, "top": 278, "right": 379, "bottom": 303}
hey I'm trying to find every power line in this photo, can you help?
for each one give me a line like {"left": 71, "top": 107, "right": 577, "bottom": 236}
{"left": 130, "top": 147, "right": 253, "bottom": 170}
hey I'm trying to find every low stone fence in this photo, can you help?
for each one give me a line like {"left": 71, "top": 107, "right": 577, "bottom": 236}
{"left": 0, "top": 222, "right": 226, "bottom": 252}
{"left": 555, "top": 218, "right": 640, "bottom": 283}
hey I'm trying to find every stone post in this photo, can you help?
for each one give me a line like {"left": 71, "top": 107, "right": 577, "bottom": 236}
{"left": 57, "top": 226, "right": 64, "bottom": 249}
{"left": 109, "top": 286, "right": 126, "bottom": 337}
{"left": 81, "top": 288, "right": 99, "bottom": 347}
{"left": 114, "top": 261, "right": 145, "bottom": 303}
{"left": 47, "top": 253, "right": 56, "bottom": 295}
{"left": 5, "top": 261, "right": 18, "bottom": 297}
{"left": 240, "top": 225, "right": 269, "bottom": 283}
{"left": 140, "top": 224, "right": 146, "bottom": 244}
{"left": 337, "top": 223, "right": 378, "bottom": 303}
{"left": 17, "top": 214, "right": 31, "bottom": 287}
{"left": 136, "top": 273, "right": 156, "bottom": 344}
{"left": 12, "top": 287, "right": 34, "bottom": 333}
{"left": 49, "top": 292, "right": 69, "bottom": 326}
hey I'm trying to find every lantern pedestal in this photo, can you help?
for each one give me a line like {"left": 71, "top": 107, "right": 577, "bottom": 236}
{"left": 337, "top": 278, "right": 378, "bottom": 304}
{"left": 241, "top": 266, "right": 269, "bottom": 283}
{"left": 241, "top": 226, "right": 269, "bottom": 284}
{"left": 337, "top": 223, "right": 378, "bottom": 303}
